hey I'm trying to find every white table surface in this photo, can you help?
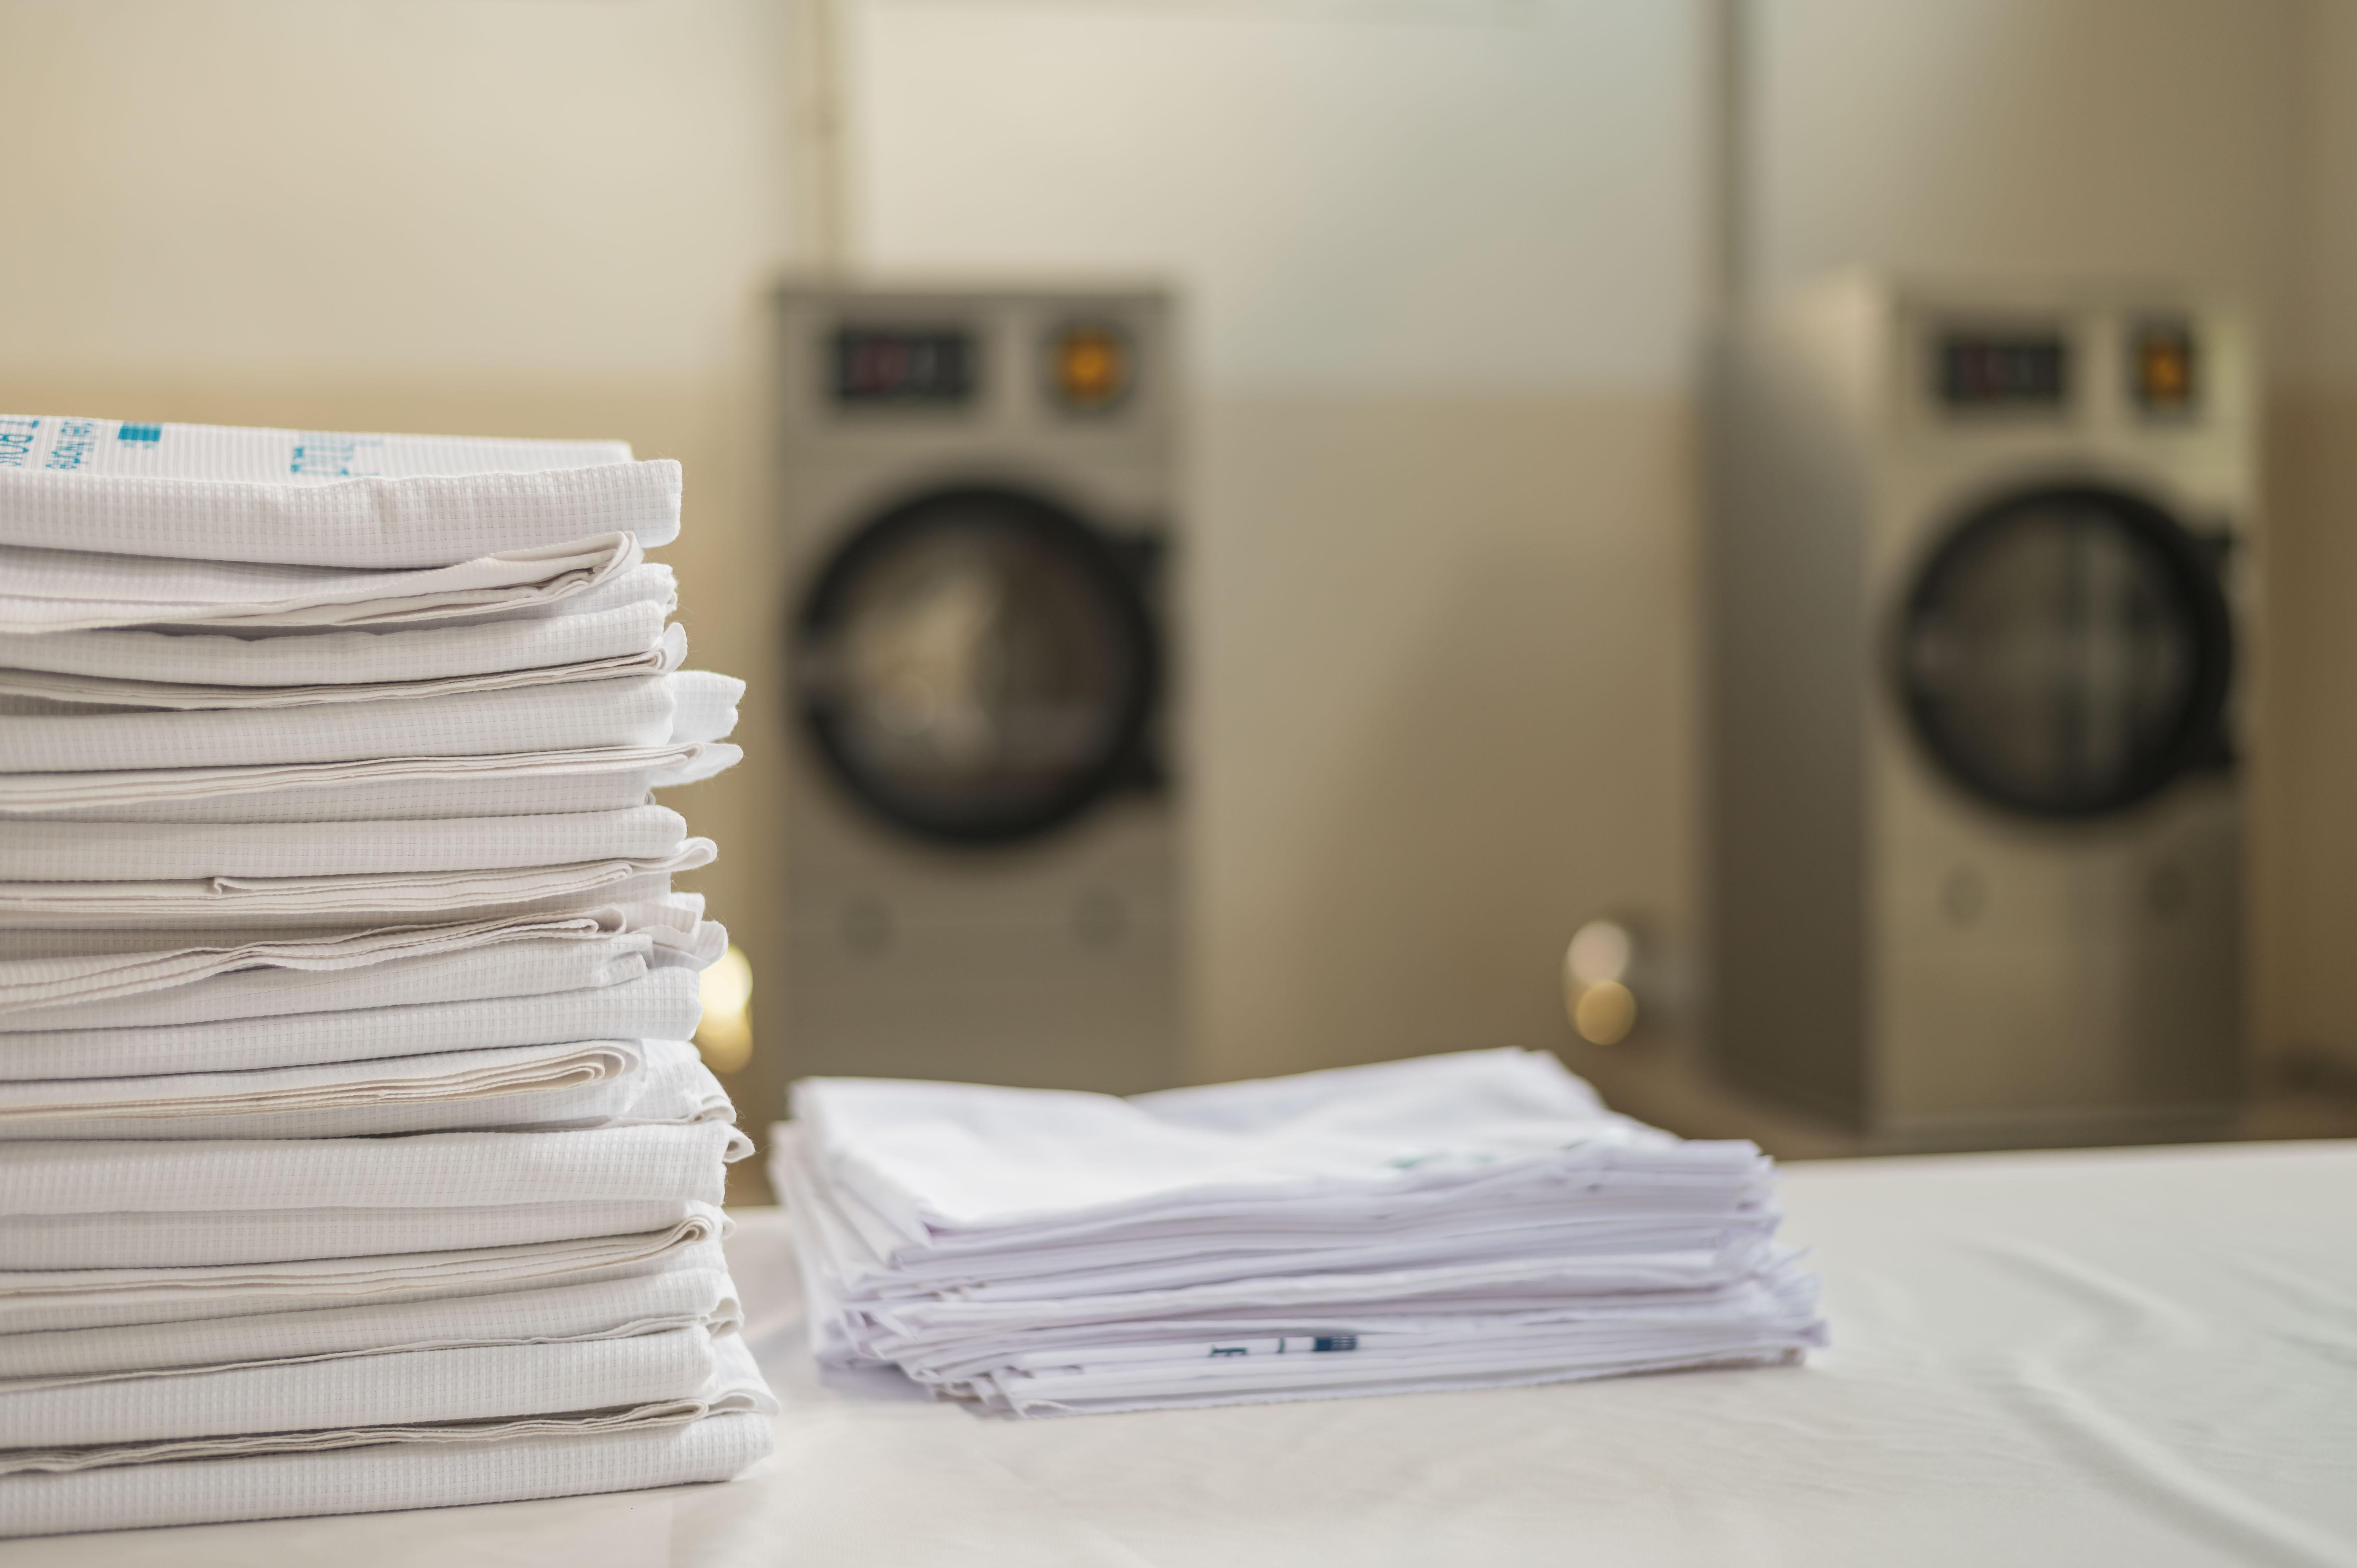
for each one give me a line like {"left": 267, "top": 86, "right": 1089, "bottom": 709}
{"left": 7, "top": 1139, "right": 2353, "bottom": 1567}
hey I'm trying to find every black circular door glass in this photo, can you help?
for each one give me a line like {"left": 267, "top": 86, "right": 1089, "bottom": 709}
{"left": 795, "top": 486, "right": 1159, "bottom": 845}
{"left": 1897, "top": 486, "right": 2231, "bottom": 819}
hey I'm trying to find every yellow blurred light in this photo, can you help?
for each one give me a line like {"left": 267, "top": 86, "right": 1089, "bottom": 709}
{"left": 1053, "top": 325, "right": 1128, "bottom": 410}
{"left": 1566, "top": 919, "right": 1633, "bottom": 986}
{"left": 695, "top": 945, "right": 755, "bottom": 1075}
{"left": 1571, "top": 978, "right": 1638, "bottom": 1046}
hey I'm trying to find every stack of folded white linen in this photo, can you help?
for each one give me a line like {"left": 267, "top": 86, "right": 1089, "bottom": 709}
{"left": 774, "top": 1048, "right": 1825, "bottom": 1417}
{"left": 0, "top": 417, "right": 773, "bottom": 1538}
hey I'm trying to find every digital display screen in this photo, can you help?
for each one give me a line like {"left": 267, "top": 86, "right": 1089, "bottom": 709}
{"left": 832, "top": 327, "right": 975, "bottom": 407}
{"left": 1938, "top": 332, "right": 2069, "bottom": 409}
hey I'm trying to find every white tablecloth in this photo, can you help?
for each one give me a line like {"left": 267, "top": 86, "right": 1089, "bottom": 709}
{"left": 5, "top": 1140, "right": 2352, "bottom": 1566}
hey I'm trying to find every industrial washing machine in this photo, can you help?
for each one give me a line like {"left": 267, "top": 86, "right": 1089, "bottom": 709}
{"left": 1709, "top": 275, "right": 2256, "bottom": 1146}
{"left": 769, "top": 284, "right": 1182, "bottom": 1093}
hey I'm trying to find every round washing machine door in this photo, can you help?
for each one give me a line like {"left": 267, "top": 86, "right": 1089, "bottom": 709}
{"left": 1895, "top": 484, "right": 2233, "bottom": 819}
{"left": 794, "top": 485, "right": 1161, "bottom": 846}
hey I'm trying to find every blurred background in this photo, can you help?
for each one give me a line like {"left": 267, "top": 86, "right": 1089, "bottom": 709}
{"left": 8, "top": 0, "right": 2357, "bottom": 1195}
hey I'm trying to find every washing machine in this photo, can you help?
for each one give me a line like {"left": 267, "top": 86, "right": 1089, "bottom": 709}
{"left": 1709, "top": 275, "right": 2256, "bottom": 1146}
{"left": 769, "top": 284, "right": 1182, "bottom": 1093}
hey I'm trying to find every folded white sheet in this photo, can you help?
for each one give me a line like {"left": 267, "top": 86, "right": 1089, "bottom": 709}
{"left": 0, "top": 621, "right": 684, "bottom": 710}
{"left": 0, "top": 534, "right": 644, "bottom": 635}
{"left": 0, "top": 1217, "right": 730, "bottom": 1336}
{"left": 0, "top": 738, "right": 731, "bottom": 817}
{"left": 0, "top": 1324, "right": 720, "bottom": 1457}
{"left": 779, "top": 1051, "right": 1826, "bottom": 1417}
{"left": 0, "top": 669, "right": 739, "bottom": 772}
{"left": 0, "top": 598, "right": 671, "bottom": 686}
{"left": 0, "top": 907, "right": 651, "bottom": 1017}
{"left": 0, "top": 968, "right": 701, "bottom": 1079}
{"left": 795, "top": 1050, "right": 1768, "bottom": 1255}
{"left": 0, "top": 841, "right": 716, "bottom": 927}
{"left": 0, "top": 415, "right": 677, "bottom": 565}
{"left": 972, "top": 1324, "right": 1813, "bottom": 1417}
{"left": 779, "top": 1126, "right": 1781, "bottom": 1347}
{"left": 0, "top": 1038, "right": 732, "bottom": 1142}
{"left": 905, "top": 1269, "right": 1820, "bottom": 1383}
{"left": 3, "top": 1121, "right": 745, "bottom": 1217}
{"left": 0, "top": 1405, "right": 772, "bottom": 1539}
{"left": 0, "top": 804, "right": 686, "bottom": 882}
{"left": 0, "top": 1266, "right": 740, "bottom": 1386}
{"left": 0, "top": 1201, "right": 715, "bottom": 1272}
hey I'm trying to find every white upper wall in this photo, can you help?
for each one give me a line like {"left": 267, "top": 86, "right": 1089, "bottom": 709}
{"left": 2, "top": 0, "right": 2303, "bottom": 390}
{"left": 0, "top": 0, "right": 797, "bottom": 379}
{"left": 1750, "top": 0, "right": 2304, "bottom": 352}
{"left": 852, "top": 0, "right": 1706, "bottom": 392}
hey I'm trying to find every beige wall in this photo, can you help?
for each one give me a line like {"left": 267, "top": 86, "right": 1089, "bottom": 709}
{"left": 1188, "top": 391, "right": 1696, "bottom": 1083}
{"left": 2272, "top": 0, "right": 2357, "bottom": 1082}
{"left": 0, "top": 0, "right": 797, "bottom": 378}
{"left": 1751, "top": 0, "right": 2304, "bottom": 314}
{"left": 851, "top": 0, "right": 1710, "bottom": 1083}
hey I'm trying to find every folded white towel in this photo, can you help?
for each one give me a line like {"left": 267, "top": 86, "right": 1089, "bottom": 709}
{"left": 0, "top": 1325, "right": 720, "bottom": 1457}
{"left": 0, "top": 1265, "right": 740, "bottom": 1386}
{"left": 0, "top": 1037, "right": 732, "bottom": 1142}
{"left": 0, "top": 669, "right": 739, "bottom": 772}
{"left": 0, "top": 534, "right": 644, "bottom": 635}
{"left": 0, "top": 415, "right": 678, "bottom": 565}
{"left": 0, "top": 805, "right": 686, "bottom": 883}
{"left": 0, "top": 739, "right": 731, "bottom": 818}
{"left": 0, "top": 898, "right": 696, "bottom": 959}
{"left": 11, "top": 1331, "right": 767, "bottom": 1479}
{"left": 0, "top": 597, "right": 671, "bottom": 687}
{"left": 2, "top": 1121, "right": 744, "bottom": 1217}
{"left": 0, "top": 968, "right": 701, "bottom": 1080}
{"left": 0, "top": 907, "right": 658, "bottom": 1017}
{"left": 0, "top": 621, "right": 683, "bottom": 710}
{"left": 2, "top": 930, "right": 663, "bottom": 1031}
{"left": 0, "top": 843, "right": 715, "bottom": 927}
{"left": 0, "top": 1217, "right": 730, "bottom": 1336}
{"left": 23, "top": 768, "right": 655, "bottom": 824}
{"left": 0, "top": 1405, "right": 772, "bottom": 1539}
{"left": 479, "top": 559, "right": 675, "bottom": 623}
{"left": 0, "top": 1199, "right": 715, "bottom": 1271}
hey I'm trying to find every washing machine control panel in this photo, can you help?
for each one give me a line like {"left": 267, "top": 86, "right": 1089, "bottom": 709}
{"left": 806, "top": 300, "right": 1154, "bottom": 433}
{"left": 1921, "top": 310, "right": 2216, "bottom": 429}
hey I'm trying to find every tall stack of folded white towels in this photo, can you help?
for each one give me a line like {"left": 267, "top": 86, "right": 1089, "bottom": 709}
{"left": 0, "top": 417, "right": 773, "bottom": 1538}
{"left": 777, "top": 1048, "right": 1825, "bottom": 1416}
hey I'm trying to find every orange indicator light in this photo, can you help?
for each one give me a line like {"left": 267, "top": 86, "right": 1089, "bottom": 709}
{"left": 2132, "top": 323, "right": 2198, "bottom": 414}
{"left": 1051, "top": 325, "right": 1130, "bottom": 411}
